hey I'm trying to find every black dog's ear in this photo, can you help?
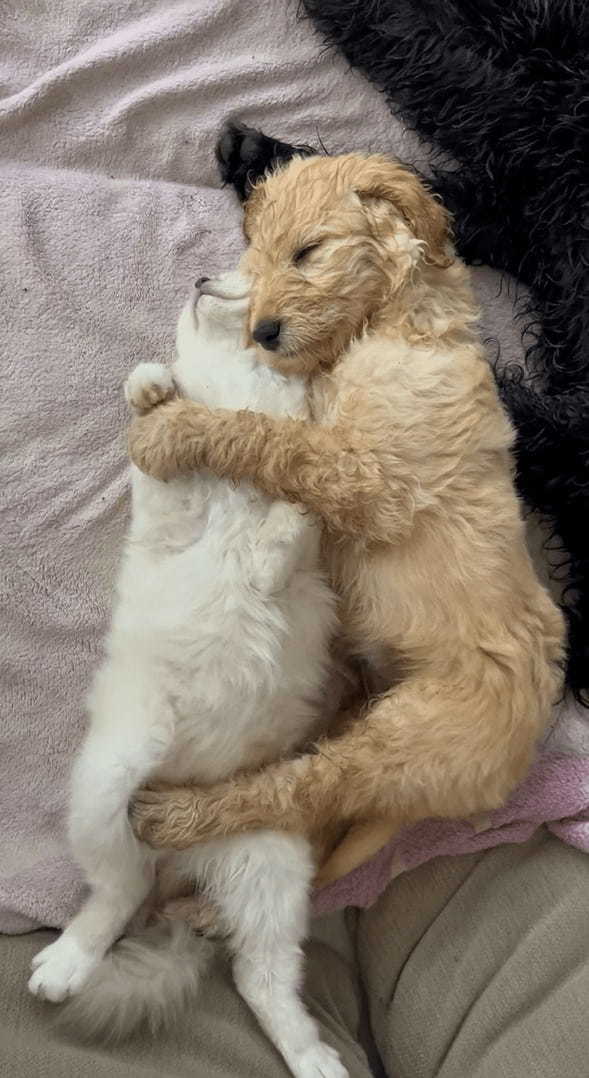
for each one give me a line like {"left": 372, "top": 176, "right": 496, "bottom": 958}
{"left": 215, "top": 121, "right": 316, "bottom": 201}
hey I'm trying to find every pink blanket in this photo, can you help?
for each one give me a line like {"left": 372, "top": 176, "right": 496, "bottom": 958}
{"left": 1, "top": 0, "right": 587, "bottom": 933}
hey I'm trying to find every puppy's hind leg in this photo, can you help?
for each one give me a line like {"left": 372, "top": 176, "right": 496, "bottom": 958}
{"left": 28, "top": 671, "right": 173, "bottom": 1003}
{"left": 315, "top": 818, "right": 396, "bottom": 889}
{"left": 193, "top": 832, "right": 348, "bottom": 1078}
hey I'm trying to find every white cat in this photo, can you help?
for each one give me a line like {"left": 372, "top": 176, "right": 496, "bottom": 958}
{"left": 28, "top": 271, "right": 347, "bottom": 1078}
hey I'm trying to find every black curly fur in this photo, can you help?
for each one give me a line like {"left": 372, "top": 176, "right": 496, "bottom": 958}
{"left": 295, "top": 0, "right": 589, "bottom": 701}
{"left": 216, "top": 120, "right": 315, "bottom": 201}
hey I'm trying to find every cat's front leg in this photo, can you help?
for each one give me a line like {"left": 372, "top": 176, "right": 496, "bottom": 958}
{"left": 125, "top": 362, "right": 177, "bottom": 413}
{"left": 249, "top": 502, "right": 314, "bottom": 595}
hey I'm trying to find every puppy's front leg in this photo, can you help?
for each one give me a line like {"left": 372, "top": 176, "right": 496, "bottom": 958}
{"left": 128, "top": 400, "right": 413, "bottom": 542}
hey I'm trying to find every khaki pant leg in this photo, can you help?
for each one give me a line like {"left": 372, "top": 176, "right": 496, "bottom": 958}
{"left": 358, "top": 829, "right": 589, "bottom": 1078}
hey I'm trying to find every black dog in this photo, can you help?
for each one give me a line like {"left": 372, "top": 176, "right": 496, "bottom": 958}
{"left": 216, "top": 0, "right": 589, "bottom": 702}
{"left": 216, "top": 121, "right": 314, "bottom": 202}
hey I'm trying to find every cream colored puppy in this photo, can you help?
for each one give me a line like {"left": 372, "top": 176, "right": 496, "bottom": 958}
{"left": 129, "top": 154, "right": 565, "bottom": 888}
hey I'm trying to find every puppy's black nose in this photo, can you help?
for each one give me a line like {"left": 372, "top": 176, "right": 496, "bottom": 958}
{"left": 195, "top": 276, "right": 210, "bottom": 289}
{"left": 252, "top": 319, "right": 282, "bottom": 351}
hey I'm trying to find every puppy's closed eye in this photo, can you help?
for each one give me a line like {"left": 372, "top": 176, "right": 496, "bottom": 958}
{"left": 293, "top": 243, "right": 320, "bottom": 265}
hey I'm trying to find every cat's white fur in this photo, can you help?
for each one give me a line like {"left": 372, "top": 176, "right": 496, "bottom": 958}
{"left": 28, "top": 272, "right": 346, "bottom": 1078}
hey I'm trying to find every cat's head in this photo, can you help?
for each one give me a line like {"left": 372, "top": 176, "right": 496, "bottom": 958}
{"left": 177, "top": 271, "right": 251, "bottom": 355}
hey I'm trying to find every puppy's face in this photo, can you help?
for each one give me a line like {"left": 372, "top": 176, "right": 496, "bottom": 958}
{"left": 241, "top": 153, "right": 451, "bottom": 375}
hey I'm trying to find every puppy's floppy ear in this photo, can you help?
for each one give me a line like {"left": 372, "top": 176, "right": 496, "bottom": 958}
{"left": 347, "top": 155, "right": 452, "bottom": 269}
{"left": 242, "top": 184, "right": 265, "bottom": 241}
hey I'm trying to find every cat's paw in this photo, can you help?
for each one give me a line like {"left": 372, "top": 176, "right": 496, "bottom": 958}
{"left": 290, "top": 1043, "right": 349, "bottom": 1078}
{"left": 125, "top": 363, "right": 177, "bottom": 412}
{"left": 258, "top": 501, "right": 306, "bottom": 545}
{"left": 249, "top": 503, "right": 309, "bottom": 594}
{"left": 28, "top": 936, "right": 98, "bottom": 1002}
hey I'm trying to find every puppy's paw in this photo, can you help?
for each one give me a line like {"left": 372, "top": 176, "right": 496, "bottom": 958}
{"left": 128, "top": 399, "right": 209, "bottom": 480}
{"left": 125, "top": 363, "right": 176, "bottom": 412}
{"left": 131, "top": 785, "right": 204, "bottom": 849}
{"left": 28, "top": 936, "right": 98, "bottom": 1002}
{"left": 162, "top": 894, "right": 229, "bottom": 940}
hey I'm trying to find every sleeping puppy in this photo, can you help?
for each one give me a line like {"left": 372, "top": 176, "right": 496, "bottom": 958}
{"left": 129, "top": 144, "right": 565, "bottom": 887}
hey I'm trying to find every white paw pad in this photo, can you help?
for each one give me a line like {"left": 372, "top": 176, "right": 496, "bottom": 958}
{"left": 28, "top": 936, "right": 98, "bottom": 1002}
{"left": 125, "top": 363, "right": 176, "bottom": 412}
{"left": 292, "top": 1043, "right": 349, "bottom": 1078}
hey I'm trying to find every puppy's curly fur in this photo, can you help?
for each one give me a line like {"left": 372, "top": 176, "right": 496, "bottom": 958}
{"left": 299, "top": 0, "right": 589, "bottom": 705}
{"left": 129, "top": 152, "right": 564, "bottom": 884}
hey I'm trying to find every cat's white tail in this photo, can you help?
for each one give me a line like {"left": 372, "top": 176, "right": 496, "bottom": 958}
{"left": 57, "top": 921, "right": 213, "bottom": 1041}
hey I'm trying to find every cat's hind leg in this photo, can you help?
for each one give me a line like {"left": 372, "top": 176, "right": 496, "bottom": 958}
{"left": 187, "top": 832, "right": 349, "bottom": 1078}
{"left": 29, "top": 669, "right": 174, "bottom": 1002}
